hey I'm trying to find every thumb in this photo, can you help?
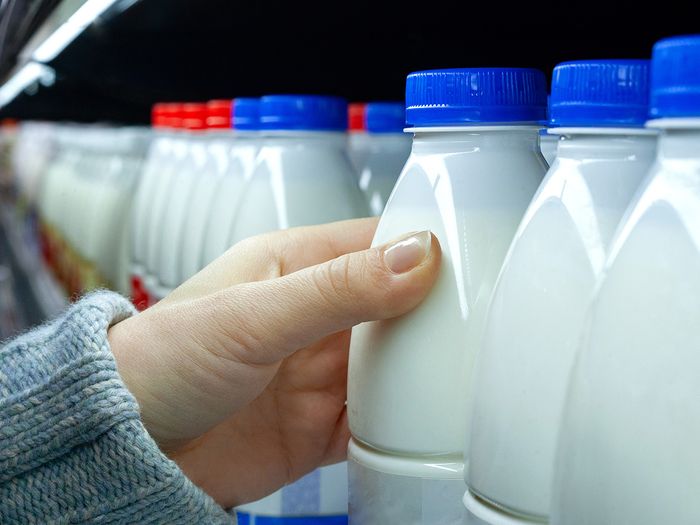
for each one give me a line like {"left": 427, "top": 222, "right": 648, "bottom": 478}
{"left": 205, "top": 230, "right": 441, "bottom": 366}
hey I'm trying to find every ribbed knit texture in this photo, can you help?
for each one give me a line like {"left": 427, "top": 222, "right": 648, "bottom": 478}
{"left": 0, "top": 291, "right": 233, "bottom": 524}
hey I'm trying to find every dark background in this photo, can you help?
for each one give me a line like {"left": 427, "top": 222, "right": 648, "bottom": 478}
{"left": 0, "top": 0, "right": 696, "bottom": 124}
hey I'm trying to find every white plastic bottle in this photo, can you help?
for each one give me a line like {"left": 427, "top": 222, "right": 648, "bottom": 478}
{"left": 228, "top": 94, "right": 367, "bottom": 243}
{"left": 142, "top": 103, "right": 188, "bottom": 304}
{"left": 37, "top": 125, "right": 78, "bottom": 282}
{"left": 200, "top": 97, "right": 260, "bottom": 267}
{"left": 154, "top": 102, "right": 209, "bottom": 300}
{"left": 347, "top": 68, "right": 548, "bottom": 524}
{"left": 347, "top": 102, "right": 368, "bottom": 170}
{"left": 129, "top": 103, "right": 175, "bottom": 310}
{"left": 465, "top": 60, "right": 654, "bottom": 525}
{"left": 97, "top": 127, "right": 151, "bottom": 295}
{"left": 177, "top": 99, "right": 235, "bottom": 283}
{"left": 58, "top": 126, "right": 96, "bottom": 295}
{"left": 348, "top": 101, "right": 411, "bottom": 215}
{"left": 550, "top": 35, "right": 700, "bottom": 525}
{"left": 233, "top": 94, "right": 367, "bottom": 524}
{"left": 69, "top": 126, "right": 114, "bottom": 292}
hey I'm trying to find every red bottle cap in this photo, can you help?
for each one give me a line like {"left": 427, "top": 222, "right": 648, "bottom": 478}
{"left": 206, "top": 99, "right": 233, "bottom": 129}
{"left": 348, "top": 102, "right": 367, "bottom": 132}
{"left": 161, "top": 102, "right": 184, "bottom": 129}
{"left": 181, "top": 102, "right": 208, "bottom": 130}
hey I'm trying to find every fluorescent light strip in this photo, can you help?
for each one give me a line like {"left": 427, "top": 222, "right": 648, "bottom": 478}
{"left": 0, "top": 62, "right": 55, "bottom": 108}
{"left": 32, "top": 0, "right": 120, "bottom": 63}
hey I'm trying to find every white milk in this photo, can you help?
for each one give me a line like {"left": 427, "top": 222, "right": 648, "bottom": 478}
{"left": 347, "top": 102, "right": 411, "bottom": 216}
{"left": 143, "top": 107, "right": 189, "bottom": 304}
{"left": 129, "top": 103, "right": 176, "bottom": 309}
{"left": 199, "top": 133, "right": 258, "bottom": 266}
{"left": 551, "top": 36, "right": 700, "bottom": 525}
{"left": 551, "top": 125, "right": 700, "bottom": 525}
{"left": 234, "top": 95, "right": 366, "bottom": 523}
{"left": 177, "top": 101, "right": 236, "bottom": 282}
{"left": 72, "top": 127, "right": 113, "bottom": 291}
{"left": 200, "top": 97, "right": 260, "bottom": 267}
{"left": 96, "top": 128, "right": 150, "bottom": 294}
{"left": 466, "top": 58, "right": 654, "bottom": 524}
{"left": 228, "top": 131, "right": 367, "bottom": 243}
{"left": 62, "top": 127, "right": 104, "bottom": 293}
{"left": 356, "top": 132, "right": 410, "bottom": 215}
{"left": 37, "top": 126, "right": 81, "bottom": 282}
{"left": 154, "top": 103, "right": 208, "bottom": 299}
{"left": 347, "top": 130, "right": 546, "bottom": 515}
{"left": 347, "top": 67, "right": 548, "bottom": 524}
{"left": 466, "top": 130, "right": 655, "bottom": 522}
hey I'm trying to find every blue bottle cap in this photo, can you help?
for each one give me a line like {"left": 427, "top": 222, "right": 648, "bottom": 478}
{"left": 549, "top": 60, "right": 650, "bottom": 127}
{"left": 259, "top": 95, "right": 348, "bottom": 131}
{"left": 405, "top": 68, "right": 547, "bottom": 127}
{"left": 650, "top": 34, "right": 700, "bottom": 119}
{"left": 365, "top": 102, "right": 405, "bottom": 133}
{"left": 232, "top": 98, "right": 260, "bottom": 130}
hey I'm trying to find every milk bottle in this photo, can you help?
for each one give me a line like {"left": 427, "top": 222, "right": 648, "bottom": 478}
{"left": 348, "top": 102, "right": 369, "bottom": 171}
{"left": 130, "top": 103, "right": 174, "bottom": 310}
{"left": 200, "top": 97, "right": 260, "bottom": 267}
{"left": 68, "top": 126, "right": 113, "bottom": 293}
{"left": 539, "top": 97, "right": 559, "bottom": 166}
{"left": 178, "top": 99, "right": 235, "bottom": 282}
{"left": 228, "top": 94, "right": 367, "bottom": 243}
{"left": 97, "top": 127, "right": 150, "bottom": 295}
{"left": 154, "top": 102, "right": 208, "bottom": 299}
{"left": 233, "top": 94, "right": 366, "bottom": 523}
{"left": 465, "top": 59, "right": 654, "bottom": 524}
{"left": 351, "top": 102, "right": 411, "bottom": 215}
{"left": 550, "top": 35, "right": 700, "bottom": 525}
{"left": 56, "top": 126, "right": 95, "bottom": 294}
{"left": 37, "top": 125, "right": 78, "bottom": 279}
{"left": 142, "top": 103, "right": 188, "bottom": 304}
{"left": 347, "top": 68, "right": 548, "bottom": 524}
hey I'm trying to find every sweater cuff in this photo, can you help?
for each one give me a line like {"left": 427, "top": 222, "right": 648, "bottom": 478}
{"left": 0, "top": 291, "right": 233, "bottom": 524}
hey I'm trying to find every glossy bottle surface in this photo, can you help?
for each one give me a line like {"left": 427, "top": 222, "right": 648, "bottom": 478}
{"left": 143, "top": 132, "right": 188, "bottom": 302}
{"left": 551, "top": 127, "right": 700, "bottom": 525}
{"left": 353, "top": 132, "right": 411, "bottom": 216}
{"left": 178, "top": 133, "right": 235, "bottom": 281}
{"left": 229, "top": 132, "right": 367, "bottom": 244}
{"left": 200, "top": 135, "right": 258, "bottom": 266}
{"left": 349, "top": 128, "right": 546, "bottom": 456}
{"left": 467, "top": 131, "right": 656, "bottom": 520}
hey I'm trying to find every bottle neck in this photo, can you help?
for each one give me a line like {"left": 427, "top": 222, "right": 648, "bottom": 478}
{"left": 410, "top": 127, "right": 540, "bottom": 155}
{"left": 555, "top": 131, "right": 656, "bottom": 161}
{"left": 656, "top": 128, "right": 700, "bottom": 161}
{"left": 261, "top": 130, "right": 347, "bottom": 148}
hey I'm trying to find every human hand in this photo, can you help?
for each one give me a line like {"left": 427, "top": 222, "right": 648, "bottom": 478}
{"left": 108, "top": 217, "right": 441, "bottom": 508}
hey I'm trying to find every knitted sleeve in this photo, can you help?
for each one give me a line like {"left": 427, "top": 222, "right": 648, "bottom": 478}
{"left": 0, "top": 291, "right": 233, "bottom": 524}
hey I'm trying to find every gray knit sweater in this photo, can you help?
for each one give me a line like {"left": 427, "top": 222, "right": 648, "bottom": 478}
{"left": 0, "top": 291, "right": 233, "bottom": 524}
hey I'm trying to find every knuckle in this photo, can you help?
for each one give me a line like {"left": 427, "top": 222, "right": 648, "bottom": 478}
{"left": 202, "top": 288, "right": 271, "bottom": 367}
{"left": 312, "top": 255, "right": 356, "bottom": 307}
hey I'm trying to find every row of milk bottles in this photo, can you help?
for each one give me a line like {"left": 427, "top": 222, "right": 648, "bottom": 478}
{"left": 13, "top": 98, "right": 410, "bottom": 305}
{"left": 128, "top": 97, "right": 411, "bottom": 311}
{"left": 348, "top": 34, "right": 700, "bottom": 525}
{"left": 14, "top": 32, "right": 700, "bottom": 524}
{"left": 31, "top": 125, "right": 150, "bottom": 297}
